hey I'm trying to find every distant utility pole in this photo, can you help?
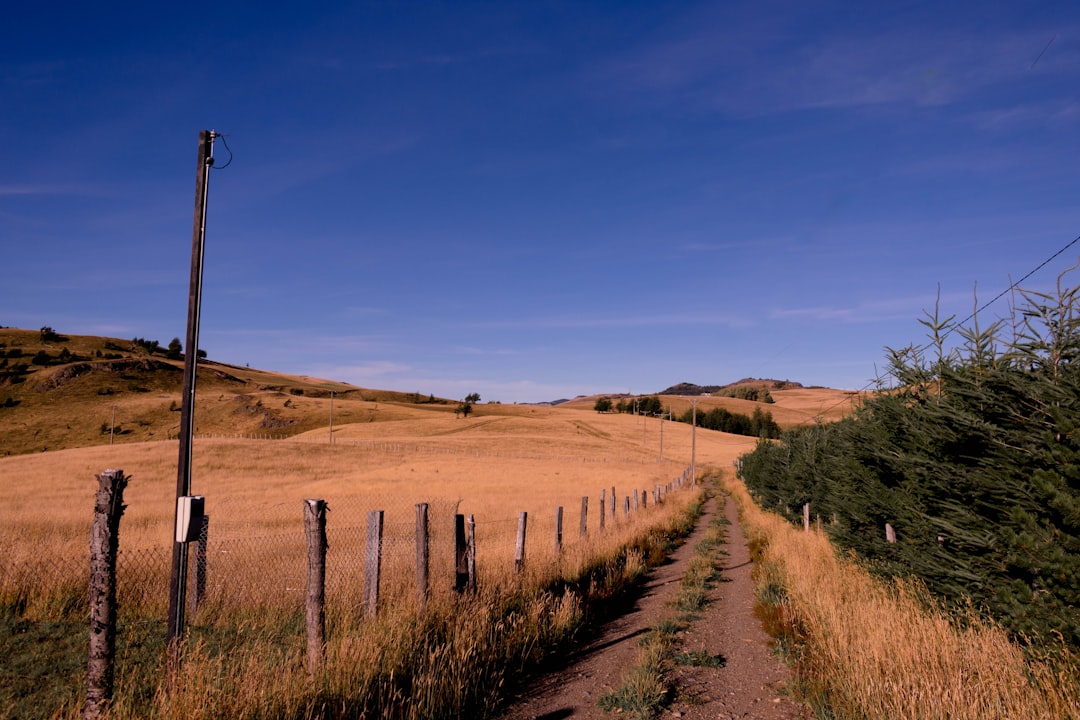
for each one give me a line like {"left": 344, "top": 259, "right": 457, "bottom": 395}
{"left": 329, "top": 391, "right": 334, "bottom": 445}
{"left": 685, "top": 397, "right": 700, "bottom": 485}
{"left": 167, "top": 130, "right": 217, "bottom": 668}
{"left": 659, "top": 408, "right": 664, "bottom": 463}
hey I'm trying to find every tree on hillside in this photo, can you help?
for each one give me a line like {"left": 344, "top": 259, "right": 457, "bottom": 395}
{"left": 594, "top": 397, "right": 613, "bottom": 413}
{"left": 39, "top": 326, "right": 60, "bottom": 343}
{"left": 637, "top": 395, "right": 663, "bottom": 415}
{"left": 167, "top": 337, "right": 182, "bottom": 360}
{"left": 457, "top": 393, "right": 481, "bottom": 418}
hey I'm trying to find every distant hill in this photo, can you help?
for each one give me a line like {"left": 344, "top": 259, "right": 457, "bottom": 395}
{"left": 658, "top": 379, "right": 804, "bottom": 396}
{"left": 0, "top": 327, "right": 457, "bottom": 456}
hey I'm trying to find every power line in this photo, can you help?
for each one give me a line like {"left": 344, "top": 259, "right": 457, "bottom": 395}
{"left": 810, "top": 231, "right": 1080, "bottom": 422}
{"left": 938, "top": 232, "right": 1080, "bottom": 346}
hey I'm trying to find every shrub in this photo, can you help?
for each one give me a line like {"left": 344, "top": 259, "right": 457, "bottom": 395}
{"left": 739, "top": 277, "right": 1080, "bottom": 652}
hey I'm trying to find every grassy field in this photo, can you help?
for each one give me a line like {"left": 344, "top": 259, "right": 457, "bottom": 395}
{"left": 0, "top": 327, "right": 860, "bottom": 457}
{"left": 0, "top": 376, "right": 755, "bottom": 718}
{"left": 723, "top": 474, "right": 1080, "bottom": 719}
{"left": 0, "top": 326, "right": 856, "bottom": 718}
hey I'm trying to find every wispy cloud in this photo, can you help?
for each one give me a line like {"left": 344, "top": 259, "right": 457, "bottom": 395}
{"left": 310, "top": 361, "right": 413, "bottom": 383}
{"left": 971, "top": 99, "right": 1080, "bottom": 131}
{"left": 0, "top": 183, "right": 107, "bottom": 197}
{"left": 587, "top": 7, "right": 1078, "bottom": 117}
{"left": 465, "top": 311, "right": 754, "bottom": 330}
{"left": 770, "top": 294, "right": 938, "bottom": 324}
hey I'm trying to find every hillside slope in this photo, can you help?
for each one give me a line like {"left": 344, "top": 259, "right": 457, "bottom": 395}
{"left": 0, "top": 327, "right": 859, "bottom": 456}
{"left": 0, "top": 328, "right": 451, "bottom": 456}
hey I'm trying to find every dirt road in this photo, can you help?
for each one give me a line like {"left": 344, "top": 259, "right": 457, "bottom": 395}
{"left": 497, "top": 495, "right": 809, "bottom": 720}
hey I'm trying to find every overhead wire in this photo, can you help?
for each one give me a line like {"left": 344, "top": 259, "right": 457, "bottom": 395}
{"left": 809, "top": 231, "right": 1080, "bottom": 422}
{"left": 211, "top": 132, "right": 233, "bottom": 170}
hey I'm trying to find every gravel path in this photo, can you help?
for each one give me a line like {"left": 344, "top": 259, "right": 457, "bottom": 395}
{"left": 497, "top": 494, "right": 810, "bottom": 720}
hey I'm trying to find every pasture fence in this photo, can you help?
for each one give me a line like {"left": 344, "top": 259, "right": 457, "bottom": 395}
{"left": 3, "top": 463, "right": 696, "bottom": 717}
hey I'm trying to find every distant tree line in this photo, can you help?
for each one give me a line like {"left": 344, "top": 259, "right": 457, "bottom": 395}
{"left": 679, "top": 405, "right": 781, "bottom": 438}
{"left": 738, "top": 279, "right": 1080, "bottom": 653}
{"left": 594, "top": 394, "right": 780, "bottom": 439}
{"left": 713, "top": 385, "right": 774, "bottom": 403}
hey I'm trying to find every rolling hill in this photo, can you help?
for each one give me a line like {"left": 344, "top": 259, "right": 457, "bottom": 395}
{"left": 0, "top": 327, "right": 860, "bottom": 456}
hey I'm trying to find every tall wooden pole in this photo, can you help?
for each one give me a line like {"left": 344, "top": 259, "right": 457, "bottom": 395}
{"left": 167, "top": 130, "right": 215, "bottom": 665}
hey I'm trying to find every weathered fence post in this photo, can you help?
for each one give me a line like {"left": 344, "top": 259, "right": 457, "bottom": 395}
{"left": 623, "top": 496, "right": 630, "bottom": 520}
{"left": 633, "top": 489, "right": 639, "bottom": 511}
{"left": 454, "top": 514, "right": 468, "bottom": 592}
{"left": 514, "top": 512, "right": 528, "bottom": 573}
{"left": 641, "top": 489, "right": 647, "bottom": 509}
{"left": 579, "top": 496, "right": 588, "bottom": 537}
{"left": 610, "top": 486, "right": 616, "bottom": 520}
{"left": 364, "top": 510, "right": 384, "bottom": 618}
{"left": 554, "top": 506, "right": 563, "bottom": 555}
{"left": 599, "top": 490, "right": 606, "bottom": 532}
{"left": 303, "top": 499, "right": 327, "bottom": 673}
{"left": 191, "top": 514, "right": 209, "bottom": 616}
{"left": 466, "top": 514, "right": 477, "bottom": 593}
{"left": 803, "top": 503, "right": 810, "bottom": 532}
{"left": 416, "top": 503, "right": 429, "bottom": 613}
{"left": 84, "top": 469, "right": 128, "bottom": 720}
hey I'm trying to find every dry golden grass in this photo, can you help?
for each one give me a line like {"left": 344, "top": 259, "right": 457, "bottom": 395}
{"left": 3, "top": 397, "right": 725, "bottom": 719}
{"left": 562, "top": 387, "right": 861, "bottom": 428}
{"left": 0, "top": 407, "right": 748, "bottom": 618}
{"left": 723, "top": 475, "right": 1080, "bottom": 720}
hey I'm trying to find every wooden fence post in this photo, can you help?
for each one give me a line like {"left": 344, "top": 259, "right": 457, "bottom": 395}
{"left": 466, "top": 514, "right": 477, "bottom": 593}
{"left": 610, "top": 486, "right": 616, "bottom": 521}
{"left": 623, "top": 496, "right": 629, "bottom": 520}
{"left": 416, "top": 503, "right": 429, "bottom": 613}
{"left": 599, "top": 490, "right": 606, "bottom": 532}
{"left": 633, "top": 489, "right": 639, "bottom": 510}
{"left": 514, "top": 512, "right": 528, "bottom": 573}
{"left": 803, "top": 503, "right": 810, "bottom": 532}
{"left": 364, "top": 510, "right": 384, "bottom": 618}
{"left": 84, "top": 469, "right": 128, "bottom": 720}
{"left": 554, "top": 506, "right": 563, "bottom": 555}
{"left": 303, "top": 499, "right": 327, "bottom": 674}
{"left": 454, "top": 514, "right": 468, "bottom": 592}
{"left": 191, "top": 514, "right": 209, "bottom": 617}
{"left": 641, "top": 489, "right": 647, "bottom": 509}
{"left": 579, "top": 496, "right": 588, "bottom": 537}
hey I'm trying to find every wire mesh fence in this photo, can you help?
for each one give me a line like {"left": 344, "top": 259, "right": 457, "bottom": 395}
{"left": 3, "top": 466, "right": 693, "bottom": 630}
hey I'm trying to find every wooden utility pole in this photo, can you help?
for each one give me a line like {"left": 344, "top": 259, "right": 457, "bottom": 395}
{"left": 167, "top": 130, "right": 216, "bottom": 666}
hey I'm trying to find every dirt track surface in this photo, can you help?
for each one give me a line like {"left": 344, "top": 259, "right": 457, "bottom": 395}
{"left": 497, "top": 495, "right": 810, "bottom": 720}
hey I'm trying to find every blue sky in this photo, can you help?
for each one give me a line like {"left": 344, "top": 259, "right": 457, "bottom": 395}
{"left": 4, "top": 2, "right": 1080, "bottom": 403}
